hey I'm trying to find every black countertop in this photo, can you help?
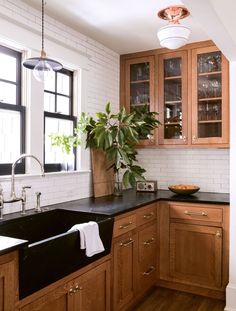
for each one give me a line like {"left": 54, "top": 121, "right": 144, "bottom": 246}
{"left": 46, "top": 189, "right": 230, "bottom": 217}
{"left": 0, "top": 189, "right": 229, "bottom": 255}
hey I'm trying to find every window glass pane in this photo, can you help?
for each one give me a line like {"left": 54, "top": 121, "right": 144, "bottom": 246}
{"left": 0, "top": 82, "right": 16, "bottom": 105}
{"left": 45, "top": 117, "right": 74, "bottom": 170}
{"left": 44, "top": 72, "right": 55, "bottom": 92}
{"left": 57, "top": 95, "right": 70, "bottom": 115}
{"left": 0, "top": 109, "right": 21, "bottom": 163}
{"left": 44, "top": 93, "right": 55, "bottom": 112}
{"left": 57, "top": 73, "right": 70, "bottom": 95}
{"left": 0, "top": 53, "right": 16, "bottom": 82}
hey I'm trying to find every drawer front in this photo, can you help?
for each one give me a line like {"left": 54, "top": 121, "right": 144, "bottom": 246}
{"left": 139, "top": 224, "right": 157, "bottom": 263}
{"left": 113, "top": 214, "right": 136, "bottom": 237}
{"left": 138, "top": 262, "right": 157, "bottom": 293}
{"left": 137, "top": 204, "right": 157, "bottom": 227}
{"left": 170, "top": 203, "right": 223, "bottom": 223}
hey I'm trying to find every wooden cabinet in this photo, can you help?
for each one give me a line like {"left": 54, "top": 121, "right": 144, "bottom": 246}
{"left": 120, "top": 40, "right": 229, "bottom": 148}
{"left": 112, "top": 231, "right": 138, "bottom": 311}
{"left": 121, "top": 56, "right": 156, "bottom": 146}
{"left": 18, "top": 260, "right": 110, "bottom": 311}
{"left": 158, "top": 51, "right": 188, "bottom": 145}
{"left": 191, "top": 46, "right": 229, "bottom": 145}
{"left": 0, "top": 251, "right": 18, "bottom": 311}
{"left": 170, "top": 223, "right": 222, "bottom": 288}
{"left": 112, "top": 203, "right": 157, "bottom": 311}
{"left": 159, "top": 201, "right": 229, "bottom": 299}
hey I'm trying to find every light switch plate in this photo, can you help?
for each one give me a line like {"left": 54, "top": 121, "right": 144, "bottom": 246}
{"left": 136, "top": 181, "right": 158, "bottom": 192}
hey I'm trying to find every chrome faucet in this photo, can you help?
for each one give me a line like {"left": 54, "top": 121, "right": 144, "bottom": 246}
{"left": 0, "top": 154, "right": 45, "bottom": 217}
{"left": 10, "top": 154, "right": 45, "bottom": 201}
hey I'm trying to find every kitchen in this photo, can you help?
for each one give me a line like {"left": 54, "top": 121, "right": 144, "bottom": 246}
{"left": 0, "top": 0, "right": 235, "bottom": 310}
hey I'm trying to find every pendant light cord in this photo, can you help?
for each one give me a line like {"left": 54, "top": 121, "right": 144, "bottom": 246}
{"left": 42, "top": 0, "right": 44, "bottom": 52}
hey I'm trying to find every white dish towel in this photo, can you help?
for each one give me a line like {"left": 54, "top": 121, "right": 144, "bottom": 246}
{"left": 67, "top": 221, "right": 105, "bottom": 257}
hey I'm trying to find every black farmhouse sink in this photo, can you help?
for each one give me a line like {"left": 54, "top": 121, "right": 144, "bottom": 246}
{"left": 0, "top": 209, "right": 114, "bottom": 298}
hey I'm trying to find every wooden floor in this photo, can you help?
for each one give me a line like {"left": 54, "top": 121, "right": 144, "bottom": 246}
{"left": 133, "top": 288, "right": 225, "bottom": 311}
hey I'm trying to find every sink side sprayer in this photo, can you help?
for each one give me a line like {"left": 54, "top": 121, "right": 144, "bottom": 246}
{"left": 0, "top": 154, "right": 45, "bottom": 219}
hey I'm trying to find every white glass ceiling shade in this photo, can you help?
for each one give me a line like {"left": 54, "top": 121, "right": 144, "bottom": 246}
{"left": 157, "top": 6, "right": 191, "bottom": 50}
{"left": 157, "top": 24, "right": 191, "bottom": 49}
{"left": 23, "top": 0, "right": 62, "bottom": 82}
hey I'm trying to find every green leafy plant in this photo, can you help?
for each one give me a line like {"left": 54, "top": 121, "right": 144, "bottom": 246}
{"left": 50, "top": 103, "right": 160, "bottom": 187}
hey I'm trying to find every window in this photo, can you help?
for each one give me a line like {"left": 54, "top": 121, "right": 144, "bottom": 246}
{"left": 0, "top": 45, "right": 25, "bottom": 175}
{"left": 44, "top": 68, "right": 76, "bottom": 172}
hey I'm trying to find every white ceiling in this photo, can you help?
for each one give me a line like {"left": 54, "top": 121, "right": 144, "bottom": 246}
{"left": 22, "top": 0, "right": 209, "bottom": 54}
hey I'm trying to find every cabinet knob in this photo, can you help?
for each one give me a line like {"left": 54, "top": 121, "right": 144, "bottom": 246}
{"left": 183, "top": 136, "right": 187, "bottom": 142}
{"left": 216, "top": 230, "right": 222, "bottom": 238}
{"left": 69, "top": 288, "right": 73, "bottom": 295}
{"left": 192, "top": 135, "right": 197, "bottom": 141}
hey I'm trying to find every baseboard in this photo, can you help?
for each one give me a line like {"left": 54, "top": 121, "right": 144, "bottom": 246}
{"left": 225, "top": 283, "right": 236, "bottom": 311}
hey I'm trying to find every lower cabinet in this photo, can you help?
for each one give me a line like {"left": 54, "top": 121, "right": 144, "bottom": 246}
{"left": 112, "top": 204, "right": 157, "bottom": 311}
{"left": 0, "top": 251, "right": 18, "bottom": 311}
{"left": 159, "top": 201, "right": 229, "bottom": 298}
{"left": 170, "top": 223, "right": 222, "bottom": 288}
{"left": 19, "top": 260, "right": 110, "bottom": 311}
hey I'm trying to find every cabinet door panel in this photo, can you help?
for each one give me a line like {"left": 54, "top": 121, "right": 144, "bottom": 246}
{"left": 158, "top": 51, "right": 188, "bottom": 145}
{"left": 191, "top": 46, "right": 229, "bottom": 145}
{"left": 113, "top": 232, "right": 137, "bottom": 310}
{"left": 170, "top": 223, "right": 222, "bottom": 288}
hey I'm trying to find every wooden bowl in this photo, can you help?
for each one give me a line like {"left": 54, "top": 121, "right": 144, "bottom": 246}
{"left": 168, "top": 184, "right": 200, "bottom": 195}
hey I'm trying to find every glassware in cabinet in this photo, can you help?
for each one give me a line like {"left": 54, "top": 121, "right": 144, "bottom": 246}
{"left": 192, "top": 47, "right": 229, "bottom": 145}
{"left": 159, "top": 51, "right": 188, "bottom": 144}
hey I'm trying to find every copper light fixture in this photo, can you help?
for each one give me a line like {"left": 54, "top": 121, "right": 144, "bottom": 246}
{"left": 157, "top": 6, "right": 191, "bottom": 49}
{"left": 23, "top": 0, "right": 63, "bottom": 82}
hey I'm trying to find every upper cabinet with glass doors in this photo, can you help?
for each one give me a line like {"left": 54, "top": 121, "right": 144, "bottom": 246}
{"left": 158, "top": 51, "right": 188, "bottom": 145}
{"left": 191, "top": 46, "right": 229, "bottom": 145}
{"left": 123, "top": 56, "right": 156, "bottom": 146}
{"left": 120, "top": 41, "right": 229, "bottom": 148}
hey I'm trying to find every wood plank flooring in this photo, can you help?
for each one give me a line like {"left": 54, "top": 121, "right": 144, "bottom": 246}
{"left": 133, "top": 287, "right": 225, "bottom": 311}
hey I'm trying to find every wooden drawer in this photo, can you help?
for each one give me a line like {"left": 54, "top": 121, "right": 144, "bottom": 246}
{"left": 137, "top": 203, "right": 156, "bottom": 227}
{"left": 138, "top": 262, "right": 157, "bottom": 293}
{"left": 138, "top": 224, "right": 157, "bottom": 263}
{"left": 113, "top": 214, "right": 136, "bottom": 237}
{"left": 170, "top": 203, "right": 223, "bottom": 224}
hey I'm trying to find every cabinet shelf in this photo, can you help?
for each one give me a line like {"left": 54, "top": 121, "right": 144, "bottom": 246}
{"left": 198, "top": 120, "right": 222, "bottom": 124}
{"left": 198, "top": 71, "right": 221, "bottom": 77}
{"left": 130, "top": 79, "right": 149, "bottom": 84}
{"left": 164, "top": 75, "right": 182, "bottom": 80}
{"left": 165, "top": 100, "right": 182, "bottom": 105}
{"left": 198, "top": 97, "right": 222, "bottom": 102}
{"left": 164, "top": 122, "right": 181, "bottom": 126}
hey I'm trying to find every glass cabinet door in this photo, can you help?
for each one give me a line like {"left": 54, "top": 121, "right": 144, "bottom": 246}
{"left": 192, "top": 46, "right": 229, "bottom": 145}
{"left": 125, "top": 56, "right": 155, "bottom": 145}
{"left": 159, "top": 51, "right": 188, "bottom": 145}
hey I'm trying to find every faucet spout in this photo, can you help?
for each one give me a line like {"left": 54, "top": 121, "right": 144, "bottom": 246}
{"left": 10, "top": 154, "right": 44, "bottom": 200}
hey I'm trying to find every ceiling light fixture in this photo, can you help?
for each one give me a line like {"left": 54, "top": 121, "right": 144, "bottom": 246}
{"left": 23, "top": 0, "right": 63, "bottom": 82}
{"left": 157, "top": 6, "right": 190, "bottom": 50}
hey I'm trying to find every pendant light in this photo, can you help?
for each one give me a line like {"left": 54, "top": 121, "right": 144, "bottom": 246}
{"left": 23, "top": 0, "right": 63, "bottom": 82}
{"left": 157, "top": 6, "right": 191, "bottom": 50}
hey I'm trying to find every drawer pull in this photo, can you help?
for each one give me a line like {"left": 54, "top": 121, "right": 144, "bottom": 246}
{"left": 119, "top": 221, "right": 132, "bottom": 229}
{"left": 143, "top": 238, "right": 155, "bottom": 246}
{"left": 69, "top": 288, "right": 73, "bottom": 295}
{"left": 143, "top": 266, "right": 155, "bottom": 276}
{"left": 216, "top": 230, "right": 222, "bottom": 238}
{"left": 120, "top": 238, "right": 134, "bottom": 247}
{"left": 184, "top": 210, "right": 208, "bottom": 217}
{"left": 143, "top": 212, "right": 154, "bottom": 219}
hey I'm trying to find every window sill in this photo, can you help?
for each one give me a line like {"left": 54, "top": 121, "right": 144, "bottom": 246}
{"left": 0, "top": 170, "right": 91, "bottom": 181}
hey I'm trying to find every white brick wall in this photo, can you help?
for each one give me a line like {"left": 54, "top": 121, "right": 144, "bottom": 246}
{"left": 137, "top": 148, "right": 229, "bottom": 193}
{"left": 0, "top": 0, "right": 119, "bottom": 214}
{"left": 0, "top": 1, "right": 230, "bottom": 217}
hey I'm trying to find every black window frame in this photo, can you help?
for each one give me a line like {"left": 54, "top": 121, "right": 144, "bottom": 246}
{"left": 44, "top": 68, "right": 76, "bottom": 173}
{"left": 0, "top": 45, "right": 25, "bottom": 176}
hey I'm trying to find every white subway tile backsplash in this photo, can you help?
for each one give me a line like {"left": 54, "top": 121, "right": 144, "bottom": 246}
{"left": 137, "top": 148, "right": 229, "bottom": 193}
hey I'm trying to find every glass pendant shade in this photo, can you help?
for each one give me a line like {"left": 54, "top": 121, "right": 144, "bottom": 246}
{"left": 22, "top": 0, "right": 63, "bottom": 82}
{"left": 157, "top": 24, "right": 191, "bottom": 49}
